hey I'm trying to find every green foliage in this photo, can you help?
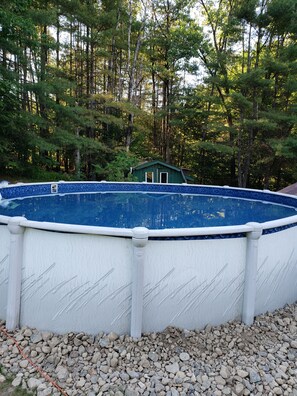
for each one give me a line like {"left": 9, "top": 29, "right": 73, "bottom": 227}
{"left": 236, "top": 69, "right": 270, "bottom": 90}
{"left": 271, "top": 135, "right": 297, "bottom": 159}
{"left": 94, "top": 151, "right": 139, "bottom": 181}
{"left": 193, "top": 141, "right": 235, "bottom": 156}
{"left": 234, "top": 0, "right": 258, "bottom": 23}
{"left": 267, "top": 0, "right": 297, "bottom": 34}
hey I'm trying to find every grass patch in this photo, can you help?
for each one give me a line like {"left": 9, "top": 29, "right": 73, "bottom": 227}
{"left": 0, "top": 367, "right": 33, "bottom": 396}
{"left": 0, "top": 381, "right": 33, "bottom": 395}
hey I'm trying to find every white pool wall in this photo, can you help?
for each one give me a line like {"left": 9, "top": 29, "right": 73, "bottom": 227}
{"left": 17, "top": 230, "right": 247, "bottom": 335}
{"left": 1, "top": 223, "right": 250, "bottom": 335}
{"left": 256, "top": 226, "right": 297, "bottom": 315}
{"left": 21, "top": 229, "right": 133, "bottom": 334}
{"left": 143, "top": 238, "right": 247, "bottom": 332}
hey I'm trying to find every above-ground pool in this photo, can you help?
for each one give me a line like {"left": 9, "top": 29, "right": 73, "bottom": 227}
{"left": 1, "top": 181, "right": 297, "bottom": 337}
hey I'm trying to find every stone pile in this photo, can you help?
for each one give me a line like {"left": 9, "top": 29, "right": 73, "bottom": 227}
{"left": 1, "top": 303, "right": 297, "bottom": 395}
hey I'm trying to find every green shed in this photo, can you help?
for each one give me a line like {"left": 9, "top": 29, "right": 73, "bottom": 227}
{"left": 131, "top": 160, "right": 193, "bottom": 184}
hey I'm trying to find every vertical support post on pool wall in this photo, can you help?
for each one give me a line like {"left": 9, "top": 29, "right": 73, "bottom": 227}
{"left": 131, "top": 227, "right": 149, "bottom": 338}
{"left": 242, "top": 222, "right": 262, "bottom": 326}
{"left": 6, "top": 217, "right": 26, "bottom": 330}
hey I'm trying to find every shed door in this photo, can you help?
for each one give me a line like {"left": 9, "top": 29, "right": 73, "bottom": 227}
{"left": 160, "top": 172, "right": 168, "bottom": 183}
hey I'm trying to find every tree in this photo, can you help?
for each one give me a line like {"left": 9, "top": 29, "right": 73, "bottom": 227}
{"left": 193, "top": 0, "right": 297, "bottom": 188}
{"left": 147, "top": 0, "right": 202, "bottom": 162}
{"left": 0, "top": 0, "right": 296, "bottom": 189}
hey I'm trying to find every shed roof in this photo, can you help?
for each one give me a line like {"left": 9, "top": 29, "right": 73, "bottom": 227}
{"left": 132, "top": 160, "right": 181, "bottom": 172}
{"left": 279, "top": 182, "right": 297, "bottom": 196}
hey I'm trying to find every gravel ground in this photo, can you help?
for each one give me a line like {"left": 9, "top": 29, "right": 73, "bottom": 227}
{"left": 1, "top": 304, "right": 297, "bottom": 396}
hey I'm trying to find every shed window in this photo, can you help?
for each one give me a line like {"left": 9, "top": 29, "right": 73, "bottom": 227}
{"left": 160, "top": 172, "right": 168, "bottom": 183}
{"left": 145, "top": 172, "right": 154, "bottom": 183}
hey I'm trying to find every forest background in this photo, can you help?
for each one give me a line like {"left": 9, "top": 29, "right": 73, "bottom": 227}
{"left": 0, "top": 0, "right": 296, "bottom": 189}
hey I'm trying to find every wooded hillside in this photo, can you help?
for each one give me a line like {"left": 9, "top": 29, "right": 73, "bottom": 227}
{"left": 0, "top": 0, "right": 296, "bottom": 189}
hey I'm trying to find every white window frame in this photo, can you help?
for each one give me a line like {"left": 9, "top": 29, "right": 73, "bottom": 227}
{"left": 160, "top": 172, "right": 168, "bottom": 183}
{"left": 145, "top": 171, "right": 154, "bottom": 183}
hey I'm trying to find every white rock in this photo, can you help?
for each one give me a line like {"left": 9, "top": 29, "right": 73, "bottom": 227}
{"left": 125, "top": 388, "right": 139, "bottom": 396}
{"left": 42, "top": 346, "right": 51, "bottom": 354}
{"left": 28, "top": 378, "right": 42, "bottom": 390}
{"left": 76, "top": 378, "right": 86, "bottom": 388}
{"left": 108, "top": 332, "right": 119, "bottom": 341}
{"left": 12, "top": 376, "right": 22, "bottom": 387}
{"left": 49, "top": 336, "right": 60, "bottom": 348}
{"left": 220, "top": 366, "right": 230, "bottom": 379}
{"left": 127, "top": 370, "right": 139, "bottom": 379}
{"left": 290, "top": 340, "right": 297, "bottom": 348}
{"left": 237, "top": 369, "right": 249, "bottom": 378}
{"left": 176, "top": 371, "right": 186, "bottom": 378}
{"left": 148, "top": 351, "right": 159, "bottom": 362}
{"left": 19, "top": 360, "right": 29, "bottom": 368}
{"left": 234, "top": 383, "right": 244, "bottom": 395}
{"left": 215, "top": 375, "right": 226, "bottom": 385}
{"left": 179, "top": 352, "right": 190, "bottom": 361}
{"left": 23, "top": 328, "right": 33, "bottom": 337}
{"left": 249, "top": 368, "right": 261, "bottom": 383}
{"left": 30, "top": 332, "right": 43, "bottom": 344}
{"left": 165, "top": 362, "right": 179, "bottom": 374}
{"left": 55, "top": 365, "right": 69, "bottom": 382}
{"left": 110, "top": 357, "right": 118, "bottom": 367}
{"left": 41, "top": 332, "right": 52, "bottom": 341}
{"left": 37, "top": 388, "right": 53, "bottom": 396}
{"left": 92, "top": 351, "right": 101, "bottom": 363}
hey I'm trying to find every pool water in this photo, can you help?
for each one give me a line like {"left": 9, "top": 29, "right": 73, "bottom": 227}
{"left": 0, "top": 192, "right": 296, "bottom": 229}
